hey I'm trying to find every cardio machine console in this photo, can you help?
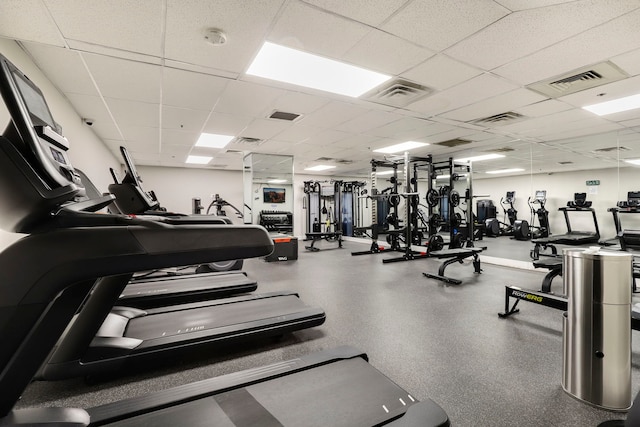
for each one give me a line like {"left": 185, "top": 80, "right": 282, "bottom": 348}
{"left": 0, "top": 55, "right": 84, "bottom": 194}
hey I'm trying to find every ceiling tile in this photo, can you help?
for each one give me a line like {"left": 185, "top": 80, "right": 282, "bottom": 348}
{"left": 513, "top": 99, "right": 573, "bottom": 117}
{"left": 45, "top": 0, "right": 164, "bottom": 56}
{"left": 161, "top": 130, "right": 199, "bottom": 147}
{"left": 271, "top": 91, "right": 329, "bottom": 115}
{"left": 365, "top": 116, "right": 443, "bottom": 139}
{"left": 302, "top": 0, "right": 407, "bottom": 26}
{"left": 214, "top": 80, "right": 285, "bottom": 117}
{"left": 161, "top": 106, "right": 209, "bottom": 132}
{"left": 445, "top": 1, "right": 640, "bottom": 70}
{"left": 330, "top": 133, "right": 377, "bottom": 149}
{"left": 0, "top": 0, "right": 65, "bottom": 46}
{"left": 64, "top": 93, "right": 120, "bottom": 138}
{"left": 120, "top": 126, "right": 160, "bottom": 145}
{"left": 273, "top": 123, "right": 323, "bottom": 143}
{"left": 381, "top": 0, "right": 509, "bottom": 51}
{"left": 83, "top": 54, "right": 162, "bottom": 103}
{"left": 494, "top": 0, "right": 579, "bottom": 11}
{"left": 342, "top": 29, "right": 435, "bottom": 75}
{"left": 334, "top": 110, "right": 403, "bottom": 133}
{"left": 407, "top": 73, "right": 520, "bottom": 116}
{"left": 162, "top": 67, "right": 229, "bottom": 111}
{"left": 106, "top": 98, "right": 159, "bottom": 127}
{"left": 402, "top": 54, "right": 482, "bottom": 91}
{"left": 164, "top": 0, "right": 283, "bottom": 73}
{"left": 269, "top": 1, "right": 370, "bottom": 57}
{"left": 22, "top": 43, "right": 97, "bottom": 96}
{"left": 494, "top": 8, "right": 640, "bottom": 85}
{"left": 300, "top": 101, "right": 369, "bottom": 128}
{"left": 202, "top": 112, "right": 253, "bottom": 135}
{"left": 611, "top": 47, "right": 640, "bottom": 77}
{"left": 440, "top": 88, "right": 547, "bottom": 122}
{"left": 241, "top": 118, "right": 292, "bottom": 139}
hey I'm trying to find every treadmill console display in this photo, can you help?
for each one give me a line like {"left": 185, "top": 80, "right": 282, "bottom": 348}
{"left": 0, "top": 54, "right": 83, "bottom": 194}
{"left": 119, "top": 145, "right": 159, "bottom": 210}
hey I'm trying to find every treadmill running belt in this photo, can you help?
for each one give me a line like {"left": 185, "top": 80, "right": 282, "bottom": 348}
{"left": 102, "top": 358, "right": 423, "bottom": 427}
{"left": 121, "top": 273, "right": 253, "bottom": 298}
{"left": 125, "top": 295, "right": 309, "bottom": 340}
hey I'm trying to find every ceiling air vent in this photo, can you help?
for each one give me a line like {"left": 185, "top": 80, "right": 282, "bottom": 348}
{"left": 268, "top": 110, "right": 302, "bottom": 122}
{"left": 316, "top": 157, "right": 333, "bottom": 161}
{"left": 471, "top": 111, "right": 524, "bottom": 126}
{"left": 335, "top": 159, "right": 354, "bottom": 164}
{"left": 435, "top": 138, "right": 472, "bottom": 148}
{"left": 487, "top": 147, "right": 515, "bottom": 153}
{"left": 231, "top": 137, "right": 265, "bottom": 146}
{"left": 527, "top": 61, "right": 628, "bottom": 98}
{"left": 558, "top": 161, "right": 573, "bottom": 165}
{"left": 593, "top": 146, "right": 630, "bottom": 153}
{"left": 363, "top": 78, "right": 432, "bottom": 108}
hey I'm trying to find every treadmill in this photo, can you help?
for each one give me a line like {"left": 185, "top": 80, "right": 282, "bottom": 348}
{"left": 530, "top": 192, "right": 600, "bottom": 259}
{"left": 599, "top": 191, "right": 640, "bottom": 248}
{"left": 76, "top": 168, "right": 258, "bottom": 308}
{"left": 0, "top": 53, "right": 449, "bottom": 426}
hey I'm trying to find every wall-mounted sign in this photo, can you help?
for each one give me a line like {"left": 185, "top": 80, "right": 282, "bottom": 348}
{"left": 586, "top": 180, "right": 600, "bottom": 186}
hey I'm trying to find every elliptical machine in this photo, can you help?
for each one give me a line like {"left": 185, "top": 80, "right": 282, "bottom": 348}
{"left": 527, "top": 190, "right": 550, "bottom": 239}
{"left": 507, "top": 191, "right": 530, "bottom": 241}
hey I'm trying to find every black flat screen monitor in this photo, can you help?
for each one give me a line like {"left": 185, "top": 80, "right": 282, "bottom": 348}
{"left": 263, "top": 188, "right": 285, "bottom": 204}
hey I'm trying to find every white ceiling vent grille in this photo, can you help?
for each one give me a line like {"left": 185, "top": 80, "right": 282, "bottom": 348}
{"left": 471, "top": 111, "right": 524, "bottom": 126}
{"left": 231, "top": 137, "right": 265, "bottom": 146}
{"left": 527, "top": 61, "right": 628, "bottom": 98}
{"left": 593, "top": 146, "right": 630, "bottom": 153}
{"left": 314, "top": 157, "right": 353, "bottom": 164}
{"left": 435, "top": 138, "right": 472, "bottom": 148}
{"left": 486, "top": 147, "right": 515, "bottom": 153}
{"left": 363, "top": 79, "right": 432, "bottom": 107}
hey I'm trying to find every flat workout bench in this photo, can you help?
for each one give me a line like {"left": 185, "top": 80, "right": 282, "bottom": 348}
{"left": 422, "top": 247, "right": 483, "bottom": 285}
{"left": 304, "top": 231, "right": 343, "bottom": 251}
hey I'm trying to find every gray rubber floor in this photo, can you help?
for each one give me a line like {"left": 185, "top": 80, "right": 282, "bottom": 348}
{"left": 17, "top": 239, "right": 640, "bottom": 426}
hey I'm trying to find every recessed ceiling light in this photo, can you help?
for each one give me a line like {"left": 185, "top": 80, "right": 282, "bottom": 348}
{"left": 186, "top": 155, "right": 212, "bottom": 165}
{"left": 195, "top": 133, "right": 234, "bottom": 148}
{"left": 624, "top": 159, "right": 640, "bottom": 166}
{"left": 268, "top": 179, "right": 287, "bottom": 183}
{"left": 246, "top": 42, "right": 391, "bottom": 97}
{"left": 376, "top": 170, "right": 394, "bottom": 175}
{"left": 485, "top": 168, "right": 524, "bottom": 174}
{"left": 583, "top": 93, "right": 640, "bottom": 116}
{"left": 373, "top": 141, "right": 429, "bottom": 154}
{"left": 305, "top": 165, "right": 336, "bottom": 171}
{"left": 455, "top": 153, "right": 505, "bottom": 162}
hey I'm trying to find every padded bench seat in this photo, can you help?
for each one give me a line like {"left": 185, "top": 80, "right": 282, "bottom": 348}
{"left": 304, "top": 232, "right": 342, "bottom": 251}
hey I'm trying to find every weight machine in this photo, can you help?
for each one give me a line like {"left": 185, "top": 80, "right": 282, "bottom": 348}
{"left": 303, "top": 180, "right": 343, "bottom": 251}
{"left": 352, "top": 154, "right": 427, "bottom": 257}
{"left": 424, "top": 158, "right": 475, "bottom": 249}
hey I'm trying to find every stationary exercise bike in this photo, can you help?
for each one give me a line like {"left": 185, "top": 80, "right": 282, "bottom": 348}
{"left": 527, "top": 190, "right": 550, "bottom": 239}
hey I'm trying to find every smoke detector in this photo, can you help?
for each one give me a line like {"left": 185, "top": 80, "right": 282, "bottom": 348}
{"left": 204, "top": 29, "right": 227, "bottom": 46}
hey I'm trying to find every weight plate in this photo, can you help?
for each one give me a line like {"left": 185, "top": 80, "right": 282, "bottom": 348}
{"left": 426, "top": 189, "right": 439, "bottom": 207}
{"left": 450, "top": 190, "right": 460, "bottom": 207}
{"left": 389, "top": 194, "right": 400, "bottom": 207}
{"left": 427, "top": 234, "right": 444, "bottom": 253}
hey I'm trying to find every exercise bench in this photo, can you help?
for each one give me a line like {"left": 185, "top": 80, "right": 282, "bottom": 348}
{"left": 304, "top": 231, "right": 343, "bottom": 251}
{"left": 422, "top": 247, "right": 484, "bottom": 285}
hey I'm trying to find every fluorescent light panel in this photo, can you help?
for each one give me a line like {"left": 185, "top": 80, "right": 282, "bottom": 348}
{"left": 268, "top": 179, "right": 287, "bottom": 183}
{"left": 376, "top": 170, "right": 394, "bottom": 176}
{"left": 195, "top": 133, "right": 234, "bottom": 148}
{"left": 186, "top": 155, "right": 212, "bottom": 165}
{"left": 305, "top": 165, "right": 336, "bottom": 171}
{"left": 485, "top": 168, "right": 524, "bottom": 174}
{"left": 625, "top": 159, "right": 640, "bottom": 166}
{"left": 583, "top": 93, "right": 640, "bottom": 116}
{"left": 455, "top": 153, "right": 505, "bottom": 163}
{"left": 247, "top": 42, "right": 391, "bottom": 97}
{"left": 373, "top": 141, "right": 429, "bottom": 154}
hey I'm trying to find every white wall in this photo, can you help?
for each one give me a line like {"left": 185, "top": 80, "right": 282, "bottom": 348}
{"left": 0, "top": 39, "right": 120, "bottom": 249}
{"left": 135, "top": 165, "right": 245, "bottom": 223}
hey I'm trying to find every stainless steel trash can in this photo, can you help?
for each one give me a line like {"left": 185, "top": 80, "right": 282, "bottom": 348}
{"left": 562, "top": 247, "right": 633, "bottom": 411}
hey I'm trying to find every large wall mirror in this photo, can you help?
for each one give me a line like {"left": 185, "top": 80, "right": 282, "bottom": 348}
{"left": 471, "top": 127, "right": 640, "bottom": 263}
{"left": 243, "top": 153, "right": 294, "bottom": 235}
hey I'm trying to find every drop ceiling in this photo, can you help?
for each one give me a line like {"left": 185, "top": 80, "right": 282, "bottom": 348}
{"left": 1, "top": 0, "right": 640, "bottom": 178}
